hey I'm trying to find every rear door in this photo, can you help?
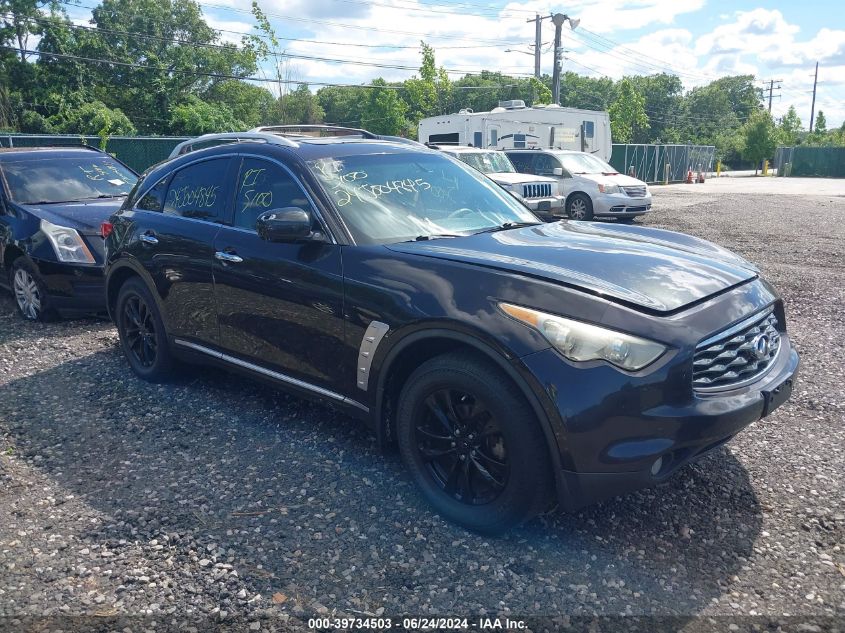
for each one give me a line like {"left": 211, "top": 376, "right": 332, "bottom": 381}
{"left": 128, "top": 156, "right": 236, "bottom": 344}
{"left": 211, "top": 155, "right": 349, "bottom": 393}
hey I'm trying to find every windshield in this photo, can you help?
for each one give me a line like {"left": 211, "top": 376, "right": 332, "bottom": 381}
{"left": 308, "top": 152, "right": 538, "bottom": 245}
{"left": 452, "top": 151, "right": 516, "bottom": 174}
{"left": 557, "top": 153, "right": 616, "bottom": 175}
{"left": 2, "top": 155, "right": 138, "bottom": 204}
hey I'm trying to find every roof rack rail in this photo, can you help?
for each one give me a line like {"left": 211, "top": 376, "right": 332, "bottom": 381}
{"left": 250, "top": 125, "right": 378, "bottom": 139}
{"left": 168, "top": 132, "right": 298, "bottom": 159}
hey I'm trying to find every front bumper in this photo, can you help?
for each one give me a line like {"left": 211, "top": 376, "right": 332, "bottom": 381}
{"left": 520, "top": 332, "right": 799, "bottom": 510}
{"left": 594, "top": 193, "right": 652, "bottom": 217}
{"left": 522, "top": 195, "right": 565, "bottom": 212}
{"left": 32, "top": 257, "right": 106, "bottom": 316}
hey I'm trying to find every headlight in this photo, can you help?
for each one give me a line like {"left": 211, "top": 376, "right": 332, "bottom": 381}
{"left": 598, "top": 183, "right": 622, "bottom": 194}
{"left": 500, "top": 303, "right": 667, "bottom": 371}
{"left": 40, "top": 219, "right": 95, "bottom": 264}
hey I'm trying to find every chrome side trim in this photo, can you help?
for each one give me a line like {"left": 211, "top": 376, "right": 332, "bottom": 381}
{"left": 173, "top": 339, "right": 368, "bottom": 412}
{"left": 357, "top": 321, "right": 390, "bottom": 391}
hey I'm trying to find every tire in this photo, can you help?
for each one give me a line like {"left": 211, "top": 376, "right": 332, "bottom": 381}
{"left": 396, "top": 353, "right": 554, "bottom": 534}
{"left": 11, "top": 257, "right": 56, "bottom": 322}
{"left": 115, "top": 277, "right": 175, "bottom": 382}
{"left": 566, "top": 193, "right": 594, "bottom": 221}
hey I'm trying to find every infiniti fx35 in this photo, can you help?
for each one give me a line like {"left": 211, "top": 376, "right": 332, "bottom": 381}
{"left": 104, "top": 131, "right": 798, "bottom": 533}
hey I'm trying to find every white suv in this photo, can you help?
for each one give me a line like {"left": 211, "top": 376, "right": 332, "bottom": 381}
{"left": 437, "top": 146, "right": 564, "bottom": 215}
{"left": 506, "top": 149, "right": 652, "bottom": 221}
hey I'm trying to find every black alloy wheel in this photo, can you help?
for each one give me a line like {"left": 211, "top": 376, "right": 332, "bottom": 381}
{"left": 415, "top": 388, "right": 509, "bottom": 505}
{"left": 397, "top": 353, "right": 554, "bottom": 534}
{"left": 115, "top": 278, "right": 174, "bottom": 382}
{"left": 122, "top": 293, "right": 158, "bottom": 368}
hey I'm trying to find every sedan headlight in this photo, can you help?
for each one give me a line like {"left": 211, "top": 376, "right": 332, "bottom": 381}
{"left": 500, "top": 303, "right": 666, "bottom": 371}
{"left": 40, "top": 219, "right": 95, "bottom": 264}
{"left": 597, "top": 183, "right": 622, "bottom": 194}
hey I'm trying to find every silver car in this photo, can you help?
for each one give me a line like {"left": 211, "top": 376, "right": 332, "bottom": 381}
{"left": 507, "top": 149, "right": 652, "bottom": 221}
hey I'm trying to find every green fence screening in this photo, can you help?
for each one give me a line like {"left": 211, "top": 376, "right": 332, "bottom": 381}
{"left": 610, "top": 144, "right": 716, "bottom": 183}
{"left": 774, "top": 146, "right": 845, "bottom": 178}
{"left": 0, "top": 134, "right": 188, "bottom": 173}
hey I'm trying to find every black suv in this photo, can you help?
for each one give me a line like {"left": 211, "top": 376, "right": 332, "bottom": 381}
{"left": 105, "top": 128, "right": 799, "bottom": 533}
{"left": 0, "top": 146, "right": 138, "bottom": 320}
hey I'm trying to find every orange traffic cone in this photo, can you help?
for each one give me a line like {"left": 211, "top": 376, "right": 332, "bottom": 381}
{"left": 686, "top": 169, "right": 693, "bottom": 184}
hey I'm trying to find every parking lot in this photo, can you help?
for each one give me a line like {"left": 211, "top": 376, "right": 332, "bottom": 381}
{"left": 1, "top": 178, "right": 843, "bottom": 630}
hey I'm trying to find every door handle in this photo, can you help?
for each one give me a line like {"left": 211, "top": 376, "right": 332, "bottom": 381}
{"left": 215, "top": 250, "right": 243, "bottom": 263}
{"left": 139, "top": 232, "right": 158, "bottom": 245}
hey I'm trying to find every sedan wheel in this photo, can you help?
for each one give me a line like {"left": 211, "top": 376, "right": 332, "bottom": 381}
{"left": 13, "top": 267, "right": 42, "bottom": 320}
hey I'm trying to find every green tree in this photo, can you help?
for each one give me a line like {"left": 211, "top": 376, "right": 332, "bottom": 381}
{"left": 51, "top": 98, "right": 136, "bottom": 144}
{"left": 361, "top": 78, "right": 407, "bottom": 135}
{"left": 206, "top": 80, "right": 275, "bottom": 128}
{"left": 277, "top": 84, "right": 324, "bottom": 124}
{"left": 608, "top": 78, "right": 648, "bottom": 144}
{"left": 777, "top": 105, "right": 802, "bottom": 145}
{"left": 628, "top": 73, "right": 683, "bottom": 143}
{"left": 814, "top": 110, "right": 827, "bottom": 133}
{"left": 169, "top": 95, "right": 245, "bottom": 135}
{"left": 316, "top": 85, "right": 367, "bottom": 127}
{"left": 34, "top": 0, "right": 258, "bottom": 133}
{"left": 741, "top": 109, "right": 777, "bottom": 174}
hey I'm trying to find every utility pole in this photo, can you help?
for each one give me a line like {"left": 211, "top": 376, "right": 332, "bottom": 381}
{"left": 809, "top": 62, "right": 819, "bottom": 132}
{"left": 764, "top": 79, "right": 782, "bottom": 113}
{"left": 526, "top": 14, "right": 542, "bottom": 79}
{"left": 549, "top": 13, "right": 579, "bottom": 105}
{"left": 551, "top": 14, "right": 564, "bottom": 104}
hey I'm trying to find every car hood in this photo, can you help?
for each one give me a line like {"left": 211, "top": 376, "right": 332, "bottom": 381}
{"left": 576, "top": 172, "right": 647, "bottom": 187}
{"left": 487, "top": 172, "right": 557, "bottom": 185}
{"left": 19, "top": 198, "right": 126, "bottom": 234}
{"left": 386, "top": 221, "right": 758, "bottom": 313}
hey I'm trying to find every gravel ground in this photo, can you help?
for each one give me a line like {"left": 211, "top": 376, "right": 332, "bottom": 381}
{"left": 1, "top": 186, "right": 843, "bottom": 631}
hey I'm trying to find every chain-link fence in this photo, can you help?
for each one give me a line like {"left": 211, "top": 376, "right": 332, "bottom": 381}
{"left": 774, "top": 146, "right": 845, "bottom": 178}
{"left": 0, "top": 134, "right": 188, "bottom": 173}
{"left": 609, "top": 144, "right": 716, "bottom": 183}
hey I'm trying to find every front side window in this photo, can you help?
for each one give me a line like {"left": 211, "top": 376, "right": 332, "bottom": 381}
{"left": 534, "top": 154, "right": 561, "bottom": 176}
{"left": 137, "top": 176, "right": 170, "bottom": 212}
{"left": 163, "top": 158, "right": 231, "bottom": 222}
{"left": 308, "top": 152, "right": 537, "bottom": 245}
{"left": 507, "top": 153, "right": 533, "bottom": 173}
{"left": 2, "top": 155, "right": 138, "bottom": 204}
{"left": 233, "top": 158, "right": 314, "bottom": 231}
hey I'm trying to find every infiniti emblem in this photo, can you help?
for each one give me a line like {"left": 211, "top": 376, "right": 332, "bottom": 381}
{"left": 751, "top": 334, "right": 770, "bottom": 360}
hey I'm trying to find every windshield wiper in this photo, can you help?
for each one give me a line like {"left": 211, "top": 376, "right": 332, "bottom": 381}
{"left": 473, "top": 221, "right": 539, "bottom": 235}
{"left": 407, "top": 233, "right": 464, "bottom": 242}
{"left": 78, "top": 194, "right": 128, "bottom": 200}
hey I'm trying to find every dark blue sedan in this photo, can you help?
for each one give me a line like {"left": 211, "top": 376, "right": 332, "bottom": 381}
{"left": 0, "top": 146, "right": 138, "bottom": 320}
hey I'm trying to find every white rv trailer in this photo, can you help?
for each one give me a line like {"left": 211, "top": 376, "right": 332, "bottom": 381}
{"left": 418, "top": 100, "right": 612, "bottom": 161}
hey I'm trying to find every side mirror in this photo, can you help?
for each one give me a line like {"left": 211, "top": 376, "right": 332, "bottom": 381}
{"left": 256, "top": 207, "right": 315, "bottom": 243}
{"left": 552, "top": 167, "right": 564, "bottom": 176}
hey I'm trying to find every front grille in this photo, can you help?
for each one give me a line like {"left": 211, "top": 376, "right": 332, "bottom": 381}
{"left": 624, "top": 186, "right": 647, "bottom": 197}
{"left": 522, "top": 183, "right": 552, "bottom": 199}
{"left": 693, "top": 310, "right": 781, "bottom": 391}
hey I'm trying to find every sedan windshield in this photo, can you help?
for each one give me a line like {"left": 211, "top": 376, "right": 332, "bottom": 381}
{"left": 308, "top": 152, "right": 538, "bottom": 244}
{"left": 557, "top": 153, "right": 617, "bottom": 175}
{"left": 2, "top": 156, "right": 138, "bottom": 204}
{"left": 452, "top": 151, "right": 516, "bottom": 174}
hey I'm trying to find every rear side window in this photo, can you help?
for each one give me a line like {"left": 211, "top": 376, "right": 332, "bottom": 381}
{"left": 234, "top": 158, "right": 314, "bottom": 231}
{"left": 163, "top": 158, "right": 231, "bottom": 222}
